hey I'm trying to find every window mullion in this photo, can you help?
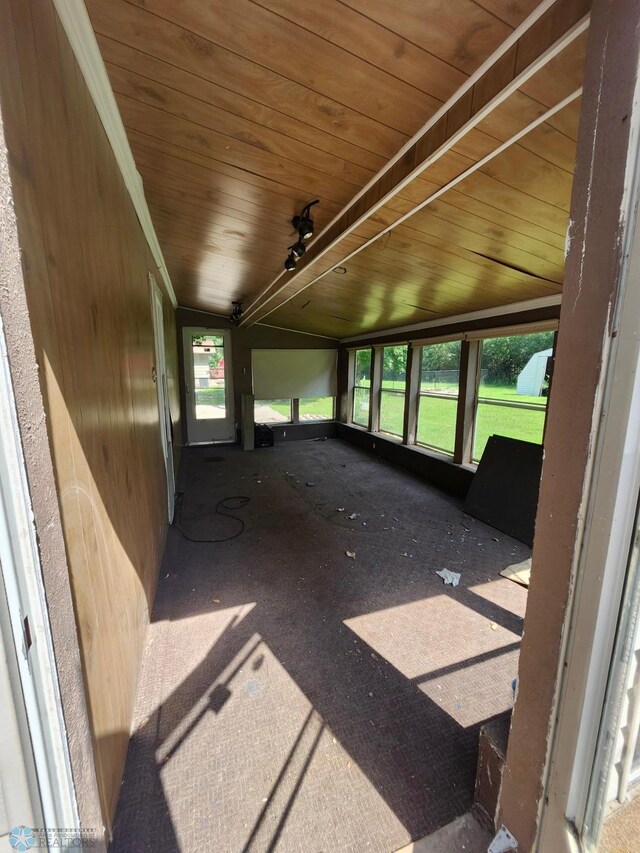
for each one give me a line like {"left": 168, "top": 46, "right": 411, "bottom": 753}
{"left": 403, "top": 345, "right": 420, "bottom": 445}
{"left": 453, "top": 339, "right": 480, "bottom": 465}
{"left": 370, "top": 347, "right": 382, "bottom": 433}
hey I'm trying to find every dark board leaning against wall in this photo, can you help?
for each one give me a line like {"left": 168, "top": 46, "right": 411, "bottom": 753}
{"left": 464, "top": 436, "right": 544, "bottom": 545}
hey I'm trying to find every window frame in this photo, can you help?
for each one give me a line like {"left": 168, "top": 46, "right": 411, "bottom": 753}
{"left": 344, "top": 320, "right": 558, "bottom": 468}
{"left": 376, "top": 344, "right": 408, "bottom": 440}
{"left": 415, "top": 339, "right": 463, "bottom": 458}
{"left": 351, "top": 347, "right": 373, "bottom": 429}
{"left": 298, "top": 396, "right": 336, "bottom": 423}
{"left": 470, "top": 330, "right": 555, "bottom": 464}
{"left": 254, "top": 398, "right": 293, "bottom": 424}
{"left": 254, "top": 396, "right": 337, "bottom": 426}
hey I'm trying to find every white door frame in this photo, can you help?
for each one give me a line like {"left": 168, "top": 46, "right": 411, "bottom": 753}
{"left": 0, "top": 571, "right": 44, "bottom": 842}
{"left": 182, "top": 326, "right": 235, "bottom": 444}
{"left": 0, "top": 313, "right": 78, "bottom": 837}
{"left": 149, "top": 274, "right": 175, "bottom": 522}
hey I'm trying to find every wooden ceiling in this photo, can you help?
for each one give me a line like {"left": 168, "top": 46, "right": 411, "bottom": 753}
{"left": 87, "top": 0, "right": 590, "bottom": 338}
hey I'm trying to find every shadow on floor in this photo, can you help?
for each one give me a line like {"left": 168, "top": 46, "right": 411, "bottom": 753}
{"left": 110, "top": 440, "right": 528, "bottom": 853}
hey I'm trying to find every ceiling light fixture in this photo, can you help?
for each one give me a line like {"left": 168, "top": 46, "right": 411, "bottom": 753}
{"left": 291, "top": 238, "right": 306, "bottom": 259}
{"left": 283, "top": 200, "right": 320, "bottom": 271}
{"left": 291, "top": 199, "right": 319, "bottom": 241}
{"left": 229, "top": 300, "right": 244, "bottom": 325}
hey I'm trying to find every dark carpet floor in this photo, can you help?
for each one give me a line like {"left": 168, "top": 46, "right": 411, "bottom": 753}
{"left": 109, "top": 439, "right": 528, "bottom": 853}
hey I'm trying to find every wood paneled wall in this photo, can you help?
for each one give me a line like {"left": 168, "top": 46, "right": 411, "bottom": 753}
{"left": 0, "top": 0, "right": 180, "bottom": 831}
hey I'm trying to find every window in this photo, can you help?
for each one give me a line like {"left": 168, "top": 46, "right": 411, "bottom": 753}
{"left": 352, "top": 348, "right": 371, "bottom": 427}
{"left": 473, "top": 331, "right": 554, "bottom": 462}
{"left": 254, "top": 399, "right": 292, "bottom": 423}
{"left": 417, "top": 341, "right": 461, "bottom": 456}
{"left": 379, "top": 345, "right": 407, "bottom": 438}
{"left": 254, "top": 397, "right": 336, "bottom": 424}
{"left": 299, "top": 397, "right": 335, "bottom": 421}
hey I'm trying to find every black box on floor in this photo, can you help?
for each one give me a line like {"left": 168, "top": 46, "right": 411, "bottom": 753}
{"left": 254, "top": 423, "right": 275, "bottom": 448}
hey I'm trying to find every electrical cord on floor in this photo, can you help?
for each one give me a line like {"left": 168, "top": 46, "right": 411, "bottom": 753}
{"left": 173, "top": 494, "right": 250, "bottom": 543}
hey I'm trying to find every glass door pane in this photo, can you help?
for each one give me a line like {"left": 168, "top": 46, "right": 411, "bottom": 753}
{"left": 191, "top": 334, "right": 226, "bottom": 420}
{"left": 182, "top": 327, "right": 234, "bottom": 444}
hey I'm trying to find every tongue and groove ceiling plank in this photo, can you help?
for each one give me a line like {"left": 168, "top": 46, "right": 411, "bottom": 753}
{"left": 242, "top": 9, "right": 588, "bottom": 326}
{"left": 86, "top": 0, "right": 589, "bottom": 330}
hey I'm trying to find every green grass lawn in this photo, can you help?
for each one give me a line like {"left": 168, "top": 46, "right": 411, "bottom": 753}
{"left": 255, "top": 397, "right": 335, "bottom": 421}
{"left": 204, "top": 383, "right": 546, "bottom": 462}
{"left": 299, "top": 396, "right": 334, "bottom": 419}
{"left": 365, "top": 382, "right": 547, "bottom": 461}
{"left": 196, "top": 393, "right": 335, "bottom": 421}
{"left": 195, "top": 387, "right": 225, "bottom": 406}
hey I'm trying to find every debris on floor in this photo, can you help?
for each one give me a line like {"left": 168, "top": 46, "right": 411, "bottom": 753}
{"left": 113, "top": 442, "right": 528, "bottom": 853}
{"left": 488, "top": 824, "right": 519, "bottom": 853}
{"left": 348, "top": 512, "right": 358, "bottom": 519}
{"left": 500, "top": 557, "right": 532, "bottom": 587}
{"left": 306, "top": 481, "right": 315, "bottom": 487}
{"left": 436, "top": 568, "right": 461, "bottom": 586}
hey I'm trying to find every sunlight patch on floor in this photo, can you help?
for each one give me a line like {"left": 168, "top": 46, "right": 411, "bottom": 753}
{"left": 345, "top": 595, "right": 518, "bottom": 677}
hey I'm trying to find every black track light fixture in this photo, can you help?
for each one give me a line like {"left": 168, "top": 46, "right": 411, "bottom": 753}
{"left": 291, "top": 199, "right": 319, "bottom": 241}
{"left": 291, "top": 237, "right": 306, "bottom": 259}
{"left": 283, "top": 200, "right": 319, "bottom": 270}
{"left": 229, "top": 300, "right": 244, "bottom": 325}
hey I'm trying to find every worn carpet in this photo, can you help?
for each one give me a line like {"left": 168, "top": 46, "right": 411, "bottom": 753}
{"left": 109, "top": 439, "right": 528, "bottom": 853}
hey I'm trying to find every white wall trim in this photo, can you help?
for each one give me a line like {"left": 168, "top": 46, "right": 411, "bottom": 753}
{"left": 52, "top": 0, "right": 178, "bottom": 309}
{"left": 178, "top": 306, "right": 231, "bottom": 319}
{"left": 339, "top": 294, "right": 562, "bottom": 344}
{"left": 176, "top": 306, "right": 339, "bottom": 340}
{"left": 255, "top": 322, "right": 338, "bottom": 341}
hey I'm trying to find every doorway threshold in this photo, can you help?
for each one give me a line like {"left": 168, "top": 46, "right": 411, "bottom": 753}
{"left": 395, "top": 813, "right": 492, "bottom": 853}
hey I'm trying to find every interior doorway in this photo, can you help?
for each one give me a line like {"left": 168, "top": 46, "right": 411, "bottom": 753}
{"left": 150, "top": 274, "right": 176, "bottom": 521}
{"left": 182, "top": 327, "right": 235, "bottom": 444}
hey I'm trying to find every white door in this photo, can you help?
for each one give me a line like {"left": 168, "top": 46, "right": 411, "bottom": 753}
{"left": 0, "top": 580, "right": 43, "bottom": 846}
{"left": 150, "top": 275, "right": 176, "bottom": 521}
{"left": 183, "top": 327, "right": 235, "bottom": 444}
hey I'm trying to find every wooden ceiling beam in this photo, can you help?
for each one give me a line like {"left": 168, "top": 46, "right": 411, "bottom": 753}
{"left": 240, "top": 0, "right": 589, "bottom": 327}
